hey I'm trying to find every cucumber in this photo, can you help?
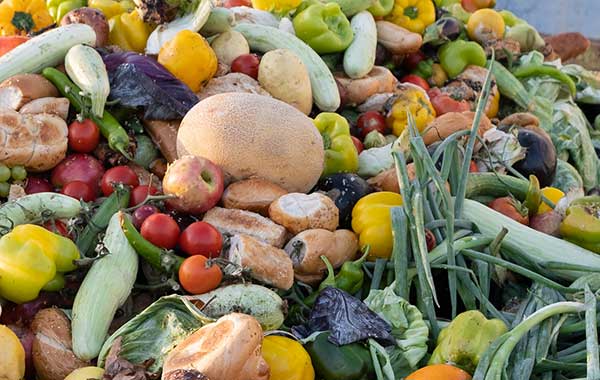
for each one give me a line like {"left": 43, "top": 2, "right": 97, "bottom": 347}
{"left": 234, "top": 23, "right": 340, "bottom": 112}
{"left": 0, "top": 193, "right": 82, "bottom": 235}
{"left": 200, "top": 7, "right": 235, "bottom": 36}
{"left": 191, "top": 284, "right": 285, "bottom": 330}
{"left": 71, "top": 212, "right": 139, "bottom": 360}
{"left": 332, "top": 0, "right": 376, "bottom": 17}
{"left": 0, "top": 24, "right": 96, "bottom": 82}
{"left": 343, "top": 11, "right": 377, "bottom": 79}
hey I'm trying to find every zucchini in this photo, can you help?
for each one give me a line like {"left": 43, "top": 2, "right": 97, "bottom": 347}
{"left": 0, "top": 24, "right": 96, "bottom": 83}
{"left": 465, "top": 173, "right": 529, "bottom": 200}
{"left": 190, "top": 284, "right": 285, "bottom": 330}
{"left": 343, "top": 11, "right": 377, "bottom": 79}
{"left": 0, "top": 193, "right": 82, "bottom": 235}
{"left": 65, "top": 45, "right": 110, "bottom": 118}
{"left": 462, "top": 198, "right": 600, "bottom": 281}
{"left": 200, "top": 7, "right": 235, "bottom": 36}
{"left": 234, "top": 23, "right": 340, "bottom": 112}
{"left": 71, "top": 212, "right": 139, "bottom": 360}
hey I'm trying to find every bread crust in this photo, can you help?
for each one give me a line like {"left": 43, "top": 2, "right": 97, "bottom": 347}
{"left": 222, "top": 178, "right": 288, "bottom": 216}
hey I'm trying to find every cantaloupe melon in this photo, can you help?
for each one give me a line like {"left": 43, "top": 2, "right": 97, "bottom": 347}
{"left": 177, "top": 93, "right": 324, "bottom": 193}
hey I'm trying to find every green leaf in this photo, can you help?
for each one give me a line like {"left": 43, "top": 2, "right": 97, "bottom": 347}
{"left": 11, "top": 11, "right": 35, "bottom": 33}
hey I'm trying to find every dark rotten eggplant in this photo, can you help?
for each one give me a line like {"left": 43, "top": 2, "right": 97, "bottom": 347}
{"left": 512, "top": 125, "right": 557, "bottom": 187}
{"left": 314, "top": 174, "right": 372, "bottom": 228}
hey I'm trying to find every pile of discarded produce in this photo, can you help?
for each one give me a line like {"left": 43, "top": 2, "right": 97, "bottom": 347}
{"left": 1, "top": 0, "right": 600, "bottom": 379}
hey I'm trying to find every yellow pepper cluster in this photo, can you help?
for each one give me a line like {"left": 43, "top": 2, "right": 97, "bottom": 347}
{"left": 0, "top": 0, "right": 53, "bottom": 36}
{"left": 387, "top": 85, "right": 436, "bottom": 136}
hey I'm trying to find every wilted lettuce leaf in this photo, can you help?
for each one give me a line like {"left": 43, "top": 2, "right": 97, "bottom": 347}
{"left": 102, "top": 52, "right": 199, "bottom": 120}
{"left": 292, "top": 287, "right": 395, "bottom": 346}
{"left": 364, "top": 285, "right": 429, "bottom": 375}
{"left": 97, "top": 295, "right": 213, "bottom": 373}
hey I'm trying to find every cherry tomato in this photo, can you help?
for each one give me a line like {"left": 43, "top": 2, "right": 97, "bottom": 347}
{"left": 407, "top": 364, "right": 472, "bottom": 380}
{"left": 68, "top": 119, "right": 100, "bottom": 153}
{"left": 222, "top": 0, "right": 251, "bottom": 6}
{"left": 101, "top": 166, "right": 140, "bottom": 196}
{"left": 356, "top": 111, "right": 386, "bottom": 138}
{"left": 179, "top": 222, "right": 223, "bottom": 258}
{"left": 129, "top": 185, "right": 159, "bottom": 207}
{"left": 488, "top": 197, "right": 529, "bottom": 225}
{"left": 469, "top": 160, "right": 479, "bottom": 173}
{"left": 24, "top": 177, "right": 52, "bottom": 194}
{"left": 403, "top": 51, "right": 426, "bottom": 71}
{"left": 141, "top": 213, "right": 180, "bottom": 249}
{"left": 351, "top": 136, "right": 364, "bottom": 154}
{"left": 43, "top": 220, "right": 70, "bottom": 238}
{"left": 230, "top": 54, "right": 260, "bottom": 80}
{"left": 401, "top": 74, "right": 430, "bottom": 91}
{"left": 132, "top": 204, "right": 159, "bottom": 229}
{"left": 61, "top": 181, "right": 96, "bottom": 202}
{"left": 428, "top": 88, "right": 471, "bottom": 116}
{"left": 178, "top": 255, "right": 223, "bottom": 294}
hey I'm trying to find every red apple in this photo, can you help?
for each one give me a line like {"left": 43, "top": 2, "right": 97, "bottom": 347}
{"left": 162, "top": 156, "right": 224, "bottom": 215}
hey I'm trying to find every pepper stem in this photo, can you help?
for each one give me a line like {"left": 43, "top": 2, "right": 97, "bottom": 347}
{"left": 403, "top": 6, "right": 419, "bottom": 19}
{"left": 319, "top": 255, "right": 336, "bottom": 289}
{"left": 353, "top": 246, "right": 370, "bottom": 265}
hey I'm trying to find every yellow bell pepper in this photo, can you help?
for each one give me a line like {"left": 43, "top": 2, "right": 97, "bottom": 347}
{"left": 384, "top": 0, "right": 435, "bottom": 34}
{"left": 537, "top": 187, "right": 565, "bottom": 215}
{"left": 252, "top": 0, "right": 302, "bottom": 16}
{"left": 386, "top": 86, "right": 436, "bottom": 136}
{"left": 0, "top": 325, "right": 25, "bottom": 380}
{"left": 262, "top": 336, "right": 315, "bottom": 380}
{"left": 486, "top": 84, "right": 500, "bottom": 119}
{"left": 0, "top": 224, "right": 79, "bottom": 304}
{"left": 158, "top": 30, "right": 217, "bottom": 92}
{"left": 351, "top": 192, "right": 404, "bottom": 259}
{"left": 108, "top": 10, "right": 151, "bottom": 53}
{"left": 88, "top": 0, "right": 134, "bottom": 19}
{"left": 0, "top": 0, "right": 53, "bottom": 36}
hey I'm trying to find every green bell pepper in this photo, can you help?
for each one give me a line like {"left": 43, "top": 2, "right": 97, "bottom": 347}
{"left": 305, "top": 332, "right": 374, "bottom": 380}
{"left": 428, "top": 310, "right": 508, "bottom": 374}
{"left": 439, "top": 39, "right": 487, "bottom": 78}
{"left": 367, "top": 0, "right": 393, "bottom": 17}
{"left": 413, "top": 58, "right": 434, "bottom": 79}
{"left": 293, "top": 2, "right": 354, "bottom": 54}
{"left": 499, "top": 10, "right": 525, "bottom": 27}
{"left": 314, "top": 112, "right": 359, "bottom": 177}
{"left": 46, "top": 0, "right": 86, "bottom": 22}
{"left": 560, "top": 196, "right": 600, "bottom": 253}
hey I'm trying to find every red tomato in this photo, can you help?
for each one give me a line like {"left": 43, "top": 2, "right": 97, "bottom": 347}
{"left": 0, "top": 36, "right": 28, "bottom": 57}
{"left": 401, "top": 74, "right": 430, "bottom": 91}
{"left": 469, "top": 160, "right": 479, "bottom": 173}
{"left": 178, "top": 255, "right": 223, "bottom": 294}
{"left": 425, "top": 229, "right": 436, "bottom": 251}
{"left": 462, "top": 0, "right": 495, "bottom": 12}
{"left": 61, "top": 181, "right": 96, "bottom": 202}
{"left": 351, "top": 136, "right": 364, "bottom": 154}
{"left": 428, "top": 88, "right": 471, "bottom": 116}
{"left": 129, "top": 185, "right": 159, "bottom": 207}
{"left": 132, "top": 205, "right": 159, "bottom": 229}
{"left": 357, "top": 111, "right": 386, "bottom": 138}
{"left": 403, "top": 51, "right": 426, "bottom": 71}
{"left": 488, "top": 197, "right": 529, "bottom": 225}
{"left": 101, "top": 166, "right": 140, "bottom": 196}
{"left": 24, "top": 177, "right": 52, "bottom": 194}
{"left": 68, "top": 119, "right": 100, "bottom": 153}
{"left": 43, "top": 220, "right": 70, "bottom": 238}
{"left": 179, "top": 222, "right": 223, "bottom": 258}
{"left": 230, "top": 54, "right": 260, "bottom": 79}
{"left": 222, "top": 0, "right": 251, "bottom": 6}
{"left": 141, "top": 213, "right": 180, "bottom": 249}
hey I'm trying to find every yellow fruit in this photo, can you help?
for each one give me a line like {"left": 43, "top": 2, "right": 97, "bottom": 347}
{"left": 0, "top": 325, "right": 25, "bottom": 380}
{"left": 467, "top": 8, "right": 505, "bottom": 44}
{"left": 538, "top": 187, "right": 565, "bottom": 214}
{"left": 158, "top": 30, "right": 217, "bottom": 92}
{"left": 65, "top": 367, "right": 105, "bottom": 380}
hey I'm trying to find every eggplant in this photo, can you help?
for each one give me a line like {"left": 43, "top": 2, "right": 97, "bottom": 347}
{"left": 314, "top": 174, "right": 372, "bottom": 228}
{"left": 423, "top": 17, "right": 464, "bottom": 46}
{"left": 512, "top": 126, "right": 557, "bottom": 187}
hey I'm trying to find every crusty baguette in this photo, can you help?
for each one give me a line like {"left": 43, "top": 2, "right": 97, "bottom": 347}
{"left": 269, "top": 192, "right": 339, "bottom": 235}
{"left": 222, "top": 178, "right": 288, "bottom": 216}
{"left": 0, "top": 74, "right": 59, "bottom": 110}
{"left": 20, "top": 97, "right": 70, "bottom": 120}
{"left": 284, "top": 229, "right": 358, "bottom": 285}
{"left": 226, "top": 234, "right": 294, "bottom": 290}
{"left": 162, "top": 313, "right": 269, "bottom": 380}
{"left": 203, "top": 207, "right": 287, "bottom": 248}
{"left": 143, "top": 119, "right": 179, "bottom": 163}
{"left": 0, "top": 109, "right": 68, "bottom": 172}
